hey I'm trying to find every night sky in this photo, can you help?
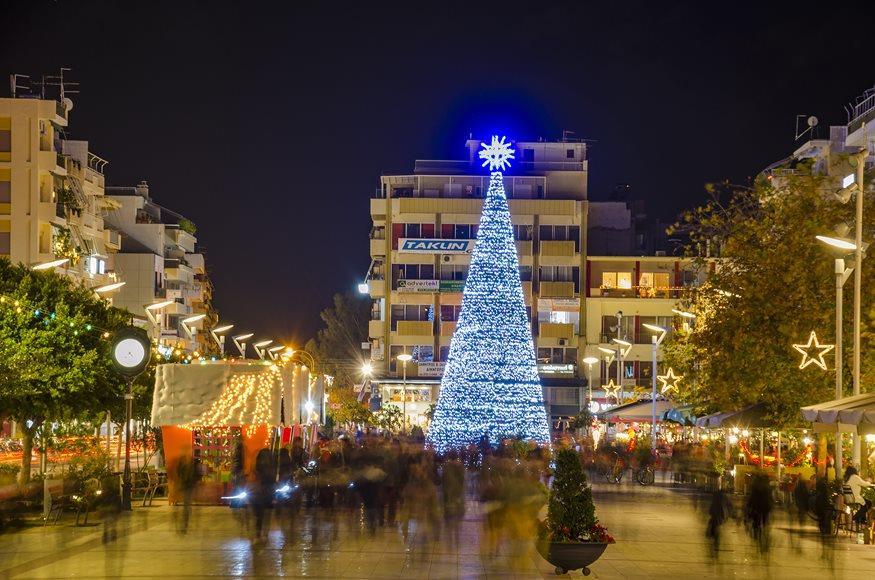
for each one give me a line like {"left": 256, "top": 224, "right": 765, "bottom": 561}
{"left": 3, "top": 1, "right": 873, "bottom": 345}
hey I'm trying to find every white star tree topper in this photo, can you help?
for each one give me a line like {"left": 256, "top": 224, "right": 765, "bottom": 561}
{"left": 479, "top": 135, "right": 515, "bottom": 172}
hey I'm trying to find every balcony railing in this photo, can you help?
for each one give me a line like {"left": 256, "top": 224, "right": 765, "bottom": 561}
{"left": 593, "top": 286, "right": 679, "bottom": 299}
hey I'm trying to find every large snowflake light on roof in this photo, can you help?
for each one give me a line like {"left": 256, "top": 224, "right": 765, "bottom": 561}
{"left": 479, "top": 135, "right": 515, "bottom": 172}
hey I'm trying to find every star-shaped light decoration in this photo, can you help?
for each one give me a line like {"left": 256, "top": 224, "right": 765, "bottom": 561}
{"left": 657, "top": 367, "right": 683, "bottom": 395}
{"left": 793, "top": 331, "right": 834, "bottom": 370}
{"left": 603, "top": 379, "right": 621, "bottom": 402}
{"left": 478, "top": 135, "right": 515, "bottom": 172}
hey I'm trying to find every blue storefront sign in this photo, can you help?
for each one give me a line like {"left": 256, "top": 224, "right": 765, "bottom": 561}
{"left": 398, "top": 238, "right": 474, "bottom": 254}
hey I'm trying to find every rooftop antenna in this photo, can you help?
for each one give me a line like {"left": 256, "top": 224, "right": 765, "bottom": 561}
{"left": 562, "top": 129, "right": 576, "bottom": 142}
{"left": 9, "top": 74, "right": 30, "bottom": 98}
{"left": 794, "top": 114, "right": 818, "bottom": 141}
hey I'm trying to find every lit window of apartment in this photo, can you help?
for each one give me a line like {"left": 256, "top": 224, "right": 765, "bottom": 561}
{"left": 601, "top": 271, "right": 633, "bottom": 289}
{"left": 638, "top": 271, "right": 671, "bottom": 297}
{"left": 392, "top": 222, "right": 435, "bottom": 248}
{"left": 396, "top": 263, "right": 434, "bottom": 280}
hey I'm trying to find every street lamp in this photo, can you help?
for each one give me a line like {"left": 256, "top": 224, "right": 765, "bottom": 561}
{"left": 582, "top": 356, "right": 599, "bottom": 408}
{"left": 642, "top": 323, "right": 668, "bottom": 450}
{"left": 397, "top": 353, "right": 413, "bottom": 434}
{"left": 144, "top": 300, "right": 174, "bottom": 341}
{"left": 361, "top": 362, "right": 373, "bottom": 376}
{"left": 210, "top": 324, "right": 234, "bottom": 356}
{"left": 252, "top": 339, "right": 273, "bottom": 360}
{"left": 31, "top": 258, "right": 69, "bottom": 270}
{"left": 817, "top": 234, "right": 857, "bottom": 476}
{"left": 232, "top": 332, "right": 253, "bottom": 358}
{"left": 180, "top": 313, "right": 206, "bottom": 342}
{"left": 93, "top": 281, "right": 126, "bottom": 296}
{"left": 611, "top": 338, "right": 632, "bottom": 403}
{"left": 267, "top": 345, "right": 285, "bottom": 360}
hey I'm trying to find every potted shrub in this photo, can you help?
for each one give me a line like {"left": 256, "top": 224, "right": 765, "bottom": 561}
{"left": 537, "top": 448, "right": 614, "bottom": 575}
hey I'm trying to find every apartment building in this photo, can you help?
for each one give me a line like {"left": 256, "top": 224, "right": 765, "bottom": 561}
{"left": 103, "top": 181, "right": 212, "bottom": 352}
{"left": 365, "top": 137, "right": 702, "bottom": 427}
{"left": 0, "top": 93, "right": 120, "bottom": 288}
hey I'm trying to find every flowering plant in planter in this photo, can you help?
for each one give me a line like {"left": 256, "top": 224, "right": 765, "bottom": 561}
{"left": 539, "top": 448, "right": 614, "bottom": 544}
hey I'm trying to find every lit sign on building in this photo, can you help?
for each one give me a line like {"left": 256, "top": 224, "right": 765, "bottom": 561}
{"left": 399, "top": 239, "right": 475, "bottom": 254}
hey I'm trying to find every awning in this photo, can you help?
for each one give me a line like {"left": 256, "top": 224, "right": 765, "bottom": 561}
{"left": 801, "top": 392, "right": 875, "bottom": 428}
{"left": 663, "top": 405, "right": 697, "bottom": 426}
{"left": 694, "top": 403, "right": 769, "bottom": 429}
{"left": 599, "top": 399, "right": 674, "bottom": 422}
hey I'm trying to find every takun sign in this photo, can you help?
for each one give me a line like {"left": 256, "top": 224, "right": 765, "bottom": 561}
{"left": 399, "top": 238, "right": 474, "bottom": 254}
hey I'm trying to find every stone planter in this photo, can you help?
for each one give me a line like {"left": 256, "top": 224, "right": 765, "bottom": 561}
{"left": 536, "top": 540, "right": 609, "bottom": 575}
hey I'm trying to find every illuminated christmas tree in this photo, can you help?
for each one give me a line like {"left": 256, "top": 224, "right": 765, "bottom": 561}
{"left": 427, "top": 136, "right": 551, "bottom": 452}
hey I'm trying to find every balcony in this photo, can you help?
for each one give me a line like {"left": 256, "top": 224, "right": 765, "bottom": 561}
{"left": 539, "top": 322, "right": 574, "bottom": 340}
{"left": 396, "top": 320, "right": 433, "bottom": 337}
{"left": 368, "top": 319, "right": 385, "bottom": 338}
{"left": 368, "top": 279, "right": 385, "bottom": 297}
{"left": 540, "top": 281, "right": 575, "bottom": 298}
{"left": 370, "top": 238, "right": 386, "bottom": 257}
{"left": 539, "top": 240, "right": 577, "bottom": 266}
{"left": 592, "top": 285, "right": 677, "bottom": 299}
{"left": 515, "top": 240, "right": 533, "bottom": 257}
{"left": 440, "top": 321, "right": 457, "bottom": 337}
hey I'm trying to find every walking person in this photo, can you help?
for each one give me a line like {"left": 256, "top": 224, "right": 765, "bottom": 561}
{"left": 705, "top": 488, "right": 731, "bottom": 560}
{"left": 745, "top": 472, "right": 772, "bottom": 555}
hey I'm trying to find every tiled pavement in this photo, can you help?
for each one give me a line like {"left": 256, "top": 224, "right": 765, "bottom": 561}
{"left": 2, "top": 480, "right": 875, "bottom": 578}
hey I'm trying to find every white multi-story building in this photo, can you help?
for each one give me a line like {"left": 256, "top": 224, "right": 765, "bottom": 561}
{"left": 365, "top": 137, "right": 703, "bottom": 427}
{"left": 103, "top": 181, "right": 210, "bottom": 352}
{"left": 0, "top": 94, "right": 121, "bottom": 287}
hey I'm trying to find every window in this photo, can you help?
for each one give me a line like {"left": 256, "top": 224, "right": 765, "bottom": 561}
{"left": 440, "top": 264, "right": 468, "bottom": 280}
{"left": 406, "top": 223, "right": 420, "bottom": 238}
{"left": 390, "top": 304, "right": 432, "bottom": 330}
{"left": 537, "top": 347, "right": 577, "bottom": 365}
{"left": 523, "top": 148, "right": 534, "bottom": 162}
{"left": 601, "top": 271, "right": 632, "bottom": 289}
{"left": 440, "top": 305, "right": 462, "bottom": 321}
{"left": 455, "top": 224, "right": 470, "bottom": 239}
{"left": 601, "top": 315, "right": 634, "bottom": 342}
{"left": 513, "top": 225, "right": 533, "bottom": 240}
{"left": 439, "top": 346, "right": 450, "bottom": 362}
{"left": 0, "top": 118, "right": 10, "bottom": 157}
{"left": 519, "top": 266, "right": 532, "bottom": 281}
{"left": 0, "top": 232, "right": 9, "bottom": 255}
{"left": 639, "top": 272, "right": 670, "bottom": 288}
{"left": 566, "top": 149, "right": 574, "bottom": 159}
{"left": 539, "top": 225, "right": 553, "bottom": 241}
{"left": 540, "top": 266, "right": 573, "bottom": 282}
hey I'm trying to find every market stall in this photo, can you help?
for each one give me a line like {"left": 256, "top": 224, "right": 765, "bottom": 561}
{"left": 151, "top": 360, "right": 303, "bottom": 504}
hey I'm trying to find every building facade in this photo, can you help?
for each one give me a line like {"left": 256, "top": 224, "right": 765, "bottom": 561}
{"left": 104, "top": 181, "right": 212, "bottom": 352}
{"left": 365, "top": 137, "right": 703, "bottom": 427}
{"left": 0, "top": 94, "right": 120, "bottom": 288}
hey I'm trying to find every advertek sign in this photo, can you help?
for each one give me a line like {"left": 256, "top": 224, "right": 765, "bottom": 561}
{"left": 399, "top": 238, "right": 474, "bottom": 254}
{"left": 397, "top": 279, "right": 439, "bottom": 293}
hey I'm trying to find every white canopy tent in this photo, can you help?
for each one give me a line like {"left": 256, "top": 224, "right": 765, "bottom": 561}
{"left": 800, "top": 392, "right": 875, "bottom": 435}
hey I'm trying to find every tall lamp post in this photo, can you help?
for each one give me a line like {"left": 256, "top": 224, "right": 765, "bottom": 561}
{"left": 397, "top": 353, "right": 412, "bottom": 434}
{"left": 611, "top": 338, "right": 632, "bottom": 403}
{"left": 850, "top": 150, "right": 866, "bottom": 467}
{"left": 582, "top": 356, "right": 600, "bottom": 409}
{"left": 210, "top": 324, "right": 234, "bottom": 356}
{"left": 109, "top": 327, "right": 151, "bottom": 510}
{"left": 642, "top": 323, "right": 668, "bottom": 450}
{"left": 816, "top": 234, "right": 858, "bottom": 476}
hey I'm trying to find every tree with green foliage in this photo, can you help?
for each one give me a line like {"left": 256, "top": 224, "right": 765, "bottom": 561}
{"left": 663, "top": 159, "right": 875, "bottom": 426}
{"left": 0, "top": 259, "right": 130, "bottom": 483}
{"left": 373, "top": 404, "right": 403, "bottom": 434}
{"left": 304, "top": 292, "right": 370, "bottom": 389}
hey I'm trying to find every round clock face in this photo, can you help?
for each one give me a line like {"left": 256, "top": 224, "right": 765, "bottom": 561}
{"left": 114, "top": 338, "right": 147, "bottom": 368}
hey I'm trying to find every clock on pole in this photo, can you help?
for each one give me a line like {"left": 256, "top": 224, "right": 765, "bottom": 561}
{"left": 110, "top": 326, "right": 151, "bottom": 510}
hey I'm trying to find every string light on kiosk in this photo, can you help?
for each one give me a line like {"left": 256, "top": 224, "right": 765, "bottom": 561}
{"left": 427, "top": 135, "right": 550, "bottom": 452}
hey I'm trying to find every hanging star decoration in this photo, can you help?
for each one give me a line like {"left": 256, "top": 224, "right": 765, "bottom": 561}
{"left": 793, "top": 331, "right": 834, "bottom": 370}
{"left": 478, "top": 135, "right": 515, "bottom": 172}
{"left": 657, "top": 368, "right": 683, "bottom": 395}
{"left": 603, "top": 379, "right": 621, "bottom": 402}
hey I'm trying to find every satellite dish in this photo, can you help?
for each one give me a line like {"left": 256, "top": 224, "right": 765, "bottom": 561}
{"left": 63, "top": 98, "right": 74, "bottom": 112}
{"left": 807, "top": 115, "right": 818, "bottom": 128}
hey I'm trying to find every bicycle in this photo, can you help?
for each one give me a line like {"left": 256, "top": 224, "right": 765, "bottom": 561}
{"left": 605, "top": 455, "right": 625, "bottom": 484}
{"left": 634, "top": 465, "right": 655, "bottom": 486}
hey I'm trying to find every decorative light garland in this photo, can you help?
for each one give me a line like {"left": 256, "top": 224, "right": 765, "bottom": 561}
{"left": 183, "top": 366, "right": 281, "bottom": 431}
{"left": 793, "top": 331, "right": 833, "bottom": 370}
{"left": 657, "top": 368, "right": 683, "bottom": 395}
{"left": 427, "top": 137, "right": 550, "bottom": 452}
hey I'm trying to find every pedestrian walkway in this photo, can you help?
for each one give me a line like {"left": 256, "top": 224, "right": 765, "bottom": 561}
{"left": 1, "top": 480, "right": 874, "bottom": 578}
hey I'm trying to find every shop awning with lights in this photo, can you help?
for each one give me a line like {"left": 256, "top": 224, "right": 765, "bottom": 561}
{"left": 694, "top": 403, "right": 769, "bottom": 429}
{"left": 801, "top": 392, "right": 875, "bottom": 434}
{"left": 599, "top": 399, "right": 674, "bottom": 422}
{"left": 662, "top": 405, "right": 697, "bottom": 426}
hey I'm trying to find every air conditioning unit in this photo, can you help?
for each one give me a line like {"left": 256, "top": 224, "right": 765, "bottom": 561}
{"left": 442, "top": 255, "right": 452, "bottom": 263}
{"left": 558, "top": 338, "right": 568, "bottom": 346}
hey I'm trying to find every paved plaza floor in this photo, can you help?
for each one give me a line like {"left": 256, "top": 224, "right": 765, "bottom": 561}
{"left": 2, "top": 480, "right": 875, "bottom": 579}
